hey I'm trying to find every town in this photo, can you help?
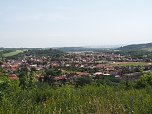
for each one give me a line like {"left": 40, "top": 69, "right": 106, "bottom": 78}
{"left": 1, "top": 0, "right": 152, "bottom": 113}
{"left": 1, "top": 48, "right": 152, "bottom": 87}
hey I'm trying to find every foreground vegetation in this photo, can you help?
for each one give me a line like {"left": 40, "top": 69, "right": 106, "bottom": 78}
{"left": 1, "top": 71, "right": 152, "bottom": 114}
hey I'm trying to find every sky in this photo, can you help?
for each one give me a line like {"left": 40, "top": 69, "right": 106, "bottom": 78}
{"left": 0, "top": 0, "right": 152, "bottom": 48}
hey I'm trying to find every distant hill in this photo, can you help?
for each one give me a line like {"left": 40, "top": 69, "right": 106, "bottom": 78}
{"left": 25, "top": 48, "right": 64, "bottom": 58}
{"left": 57, "top": 47, "right": 112, "bottom": 52}
{"left": 57, "top": 47, "right": 87, "bottom": 52}
{"left": 118, "top": 43, "right": 152, "bottom": 51}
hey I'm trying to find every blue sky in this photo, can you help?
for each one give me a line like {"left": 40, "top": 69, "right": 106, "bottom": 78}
{"left": 0, "top": 0, "right": 152, "bottom": 47}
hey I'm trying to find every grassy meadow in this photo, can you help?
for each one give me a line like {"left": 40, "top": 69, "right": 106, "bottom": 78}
{"left": 3, "top": 50, "right": 24, "bottom": 57}
{"left": 111, "top": 62, "right": 150, "bottom": 66}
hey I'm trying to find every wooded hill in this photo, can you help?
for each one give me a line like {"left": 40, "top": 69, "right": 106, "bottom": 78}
{"left": 118, "top": 42, "right": 152, "bottom": 51}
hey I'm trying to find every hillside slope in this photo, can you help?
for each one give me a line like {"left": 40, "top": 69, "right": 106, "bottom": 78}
{"left": 118, "top": 43, "right": 152, "bottom": 51}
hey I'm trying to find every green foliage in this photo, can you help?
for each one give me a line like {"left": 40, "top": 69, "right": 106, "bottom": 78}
{"left": 1, "top": 71, "right": 152, "bottom": 113}
{"left": 118, "top": 42, "right": 152, "bottom": 51}
{"left": 135, "top": 72, "right": 152, "bottom": 89}
{"left": 17, "top": 64, "right": 36, "bottom": 89}
{"left": 0, "top": 76, "right": 20, "bottom": 102}
{"left": 43, "top": 68, "right": 62, "bottom": 85}
{"left": 45, "top": 68, "right": 62, "bottom": 76}
{"left": 26, "top": 48, "right": 63, "bottom": 58}
{"left": 75, "top": 77, "right": 91, "bottom": 87}
{"left": 0, "top": 60, "right": 3, "bottom": 66}
{"left": 95, "top": 76, "right": 120, "bottom": 86}
{"left": 0, "top": 84, "right": 152, "bottom": 114}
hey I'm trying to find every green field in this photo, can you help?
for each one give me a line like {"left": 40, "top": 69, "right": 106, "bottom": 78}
{"left": 111, "top": 62, "right": 150, "bottom": 66}
{"left": 3, "top": 50, "right": 24, "bottom": 57}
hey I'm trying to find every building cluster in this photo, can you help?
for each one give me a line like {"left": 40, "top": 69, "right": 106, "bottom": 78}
{"left": 1, "top": 51, "right": 152, "bottom": 82}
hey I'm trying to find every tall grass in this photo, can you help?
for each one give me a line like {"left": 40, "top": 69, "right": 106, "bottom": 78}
{"left": 0, "top": 84, "right": 152, "bottom": 114}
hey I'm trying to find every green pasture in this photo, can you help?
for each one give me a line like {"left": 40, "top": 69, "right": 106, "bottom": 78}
{"left": 111, "top": 62, "right": 150, "bottom": 66}
{"left": 3, "top": 50, "right": 24, "bottom": 57}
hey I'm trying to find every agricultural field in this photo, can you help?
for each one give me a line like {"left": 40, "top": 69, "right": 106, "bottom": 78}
{"left": 111, "top": 62, "right": 151, "bottom": 66}
{"left": 2, "top": 50, "right": 24, "bottom": 57}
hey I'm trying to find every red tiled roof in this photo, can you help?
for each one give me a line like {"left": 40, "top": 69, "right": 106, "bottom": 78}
{"left": 9, "top": 74, "right": 19, "bottom": 80}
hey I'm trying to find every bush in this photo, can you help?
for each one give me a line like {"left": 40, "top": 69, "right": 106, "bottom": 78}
{"left": 135, "top": 72, "right": 152, "bottom": 89}
{"left": 75, "top": 77, "right": 92, "bottom": 87}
